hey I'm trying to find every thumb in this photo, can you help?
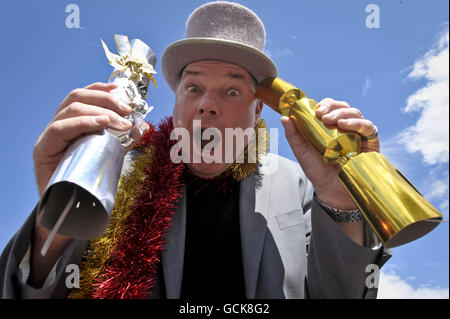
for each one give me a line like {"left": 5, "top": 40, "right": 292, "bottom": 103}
{"left": 281, "top": 116, "right": 304, "bottom": 141}
{"left": 124, "top": 121, "right": 150, "bottom": 154}
{"left": 280, "top": 115, "right": 310, "bottom": 150}
{"left": 280, "top": 116, "right": 296, "bottom": 137}
{"left": 141, "top": 121, "right": 150, "bottom": 136}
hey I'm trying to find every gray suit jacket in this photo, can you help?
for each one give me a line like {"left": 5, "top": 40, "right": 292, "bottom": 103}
{"left": 0, "top": 153, "right": 391, "bottom": 299}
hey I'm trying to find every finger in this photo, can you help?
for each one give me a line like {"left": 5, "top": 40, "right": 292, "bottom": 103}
{"left": 315, "top": 98, "right": 351, "bottom": 119}
{"left": 84, "top": 82, "right": 118, "bottom": 91}
{"left": 280, "top": 116, "right": 328, "bottom": 167}
{"left": 124, "top": 122, "right": 149, "bottom": 154}
{"left": 41, "top": 115, "right": 111, "bottom": 156}
{"left": 281, "top": 116, "right": 297, "bottom": 137}
{"left": 280, "top": 116, "right": 309, "bottom": 150}
{"left": 321, "top": 107, "right": 364, "bottom": 125}
{"left": 52, "top": 102, "right": 132, "bottom": 131}
{"left": 337, "top": 118, "right": 377, "bottom": 137}
{"left": 57, "top": 87, "right": 131, "bottom": 116}
{"left": 144, "top": 122, "right": 150, "bottom": 134}
{"left": 139, "top": 121, "right": 150, "bottom": 136}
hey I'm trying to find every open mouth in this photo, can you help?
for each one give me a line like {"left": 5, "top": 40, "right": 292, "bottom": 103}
{"left": 197, "top": 127, "right": 221, "bottom": 150}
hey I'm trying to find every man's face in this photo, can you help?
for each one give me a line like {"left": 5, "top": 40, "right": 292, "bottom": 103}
{"left": 172, "top": 60, "right": 263, "bottom": 178}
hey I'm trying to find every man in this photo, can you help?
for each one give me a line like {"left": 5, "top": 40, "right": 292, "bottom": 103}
{"left": 0, "top": 1, "right": 390, "bottom": 299}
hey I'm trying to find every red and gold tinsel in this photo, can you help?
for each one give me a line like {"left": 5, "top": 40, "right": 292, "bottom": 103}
{"left": 68, "top": 117, "right": 268, "bottom": 298}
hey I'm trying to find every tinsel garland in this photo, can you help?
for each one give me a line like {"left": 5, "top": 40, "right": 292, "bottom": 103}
{"left": 68, "top": 117, "right": 268, "bottom": 299}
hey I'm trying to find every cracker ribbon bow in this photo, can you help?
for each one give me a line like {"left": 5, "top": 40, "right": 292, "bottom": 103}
{"left": 101, "top": 34, "right": 157, "bottom": 87}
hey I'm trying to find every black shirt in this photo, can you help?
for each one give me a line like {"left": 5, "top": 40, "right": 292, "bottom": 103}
{"left": 180, "top": 174, "right": 246, "bottom": 299}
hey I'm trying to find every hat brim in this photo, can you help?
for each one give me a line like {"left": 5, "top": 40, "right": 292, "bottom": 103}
{"left": 161, "top": 38, "right": 278, "bottom": 92}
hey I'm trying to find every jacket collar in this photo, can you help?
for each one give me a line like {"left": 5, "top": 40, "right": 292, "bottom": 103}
{"left": 160, "top": 169, "right": 270, "bottom": 299}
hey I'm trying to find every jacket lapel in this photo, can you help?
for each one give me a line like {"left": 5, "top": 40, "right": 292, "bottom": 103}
{"left": 160, "top": 171, "right": 270, "bottom": 299}
{"left": 239, "top": 171, "right": 270, "bottom": 298}
{"left": 161, "top": 186, "right": 186, "bottom": 299}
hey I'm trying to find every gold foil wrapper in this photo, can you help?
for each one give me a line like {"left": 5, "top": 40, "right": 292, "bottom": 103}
{"left": 257, "top": 78, "right": 361, "bottom": 164}
{"left": 339, "top": 152, "right": 442, "bottom": 248}
{"left": 256, "top": 77, "right": 443, "bottom": 248}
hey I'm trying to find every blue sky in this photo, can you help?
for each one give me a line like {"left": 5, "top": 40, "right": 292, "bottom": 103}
{"left": 0, "top": 0, "right": 448, "bottom": 298}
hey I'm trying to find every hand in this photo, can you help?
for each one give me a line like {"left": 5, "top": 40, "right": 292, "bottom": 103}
{"left": 281, "top": 98, "right": 380, "bottom": 209}
{"left": 33, "top": 82, "right": 147, "bottom": 197}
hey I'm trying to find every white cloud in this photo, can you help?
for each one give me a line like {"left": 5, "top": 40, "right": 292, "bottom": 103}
{"left": 378, "top": 271, "right": 449, "bottom": 299}
{"left": 271, "top": 48, "right": 294, "bottom": 57}
{"left": 399, "top": 29, "right": 449, "bottom": 165}
{"left": 265, "top": 48, "right": 294, "bottom": 58}
{"left": 363, "top": 78, "right": 371, "bottom": 97}
{"left": 440, "top": 198, "right": 449, "bottom": 212}
{"left": 265, "top": 38, "right": 294, "bottom": 58}
{"left": 427, "top": 177, "right": 449, "bottom": 212}
{"left": 423, "top": 168, "right": 449, "bottom": 214}
{"left": 424, "top": 261, "right": 443, "bottom": 268}
{"left": 379, "top": 137, "right": 410, "bottom": 172}
{"left": 381, "top": 137, "right": 449, "bottom": 213}
{"left": 426, "top": 179, "right": 449, "bottom": 200}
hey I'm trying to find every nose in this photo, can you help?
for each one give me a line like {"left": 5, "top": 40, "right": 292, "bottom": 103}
{"left": 196, "top": 92, "right": 220, "bottom": 117}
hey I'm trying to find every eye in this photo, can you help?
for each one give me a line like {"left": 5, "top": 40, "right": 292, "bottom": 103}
{"left": 227, "top": 88, "right": 240, "bottom": 96}
{"left": 187, "top": 86, "right": 200, "bottom": 94}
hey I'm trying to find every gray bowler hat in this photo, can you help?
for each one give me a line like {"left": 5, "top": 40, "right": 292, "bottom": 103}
{"left": 161, "top": 1, "right": 278, "bottom": 92}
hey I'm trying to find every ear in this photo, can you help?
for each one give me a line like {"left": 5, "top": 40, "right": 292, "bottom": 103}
{"left": 255, "top": 99, "right": 263, "bottom": 123}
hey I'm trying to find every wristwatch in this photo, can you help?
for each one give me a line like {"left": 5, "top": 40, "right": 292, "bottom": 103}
{"left": 314, "top": 193, "right": 364, "bottom": 223}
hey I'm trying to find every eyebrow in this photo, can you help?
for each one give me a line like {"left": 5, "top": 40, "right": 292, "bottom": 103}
{"left": 181, "top": 70, "right": 204, "bottom": 78}
{"left": 227, "top": 72, "right": 245, "bottom": 80}
{"left": 181, "top": 69, "right": 247, "bottom": 81}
